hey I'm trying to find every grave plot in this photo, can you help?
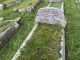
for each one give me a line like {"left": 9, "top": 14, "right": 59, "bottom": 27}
{"left": 0, "top": 0, "right": 49, "bottom": 60}
{"left": 13, "top": 3, "right": 66, "bottom": 60}
{"left": 17, "top": 23, "right": 62, "bottom": 60}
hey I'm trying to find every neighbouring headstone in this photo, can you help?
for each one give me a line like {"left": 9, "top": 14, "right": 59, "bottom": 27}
{"left": 35, "top": 7, "right": 66, "bottom": 27}
{"left": 0, "top": 4, "right": 4, "bottom": 10}
{"left": 76, "top": 0, "right": 80, "bottom": 3}
{"left": 49, "top": 0, "right": 63, "bottom": 2}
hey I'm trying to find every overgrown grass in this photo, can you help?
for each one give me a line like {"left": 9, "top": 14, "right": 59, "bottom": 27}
{"left": 50, "top": 2, "right": 62, "bottom": 8}
{"left": 64, "top": 0, "right": 80, "bottom": 60}
{"left": 0, "top": 0, "right": 49, "bottom": 60}
{"left": 17, "top": 23, "right": 62, "bottom": 60}
{"left": 0, "top": 0, "right": 12, "bottom": 4}
{"left": 0, "top": 20, "right": 14, "bottom": 33}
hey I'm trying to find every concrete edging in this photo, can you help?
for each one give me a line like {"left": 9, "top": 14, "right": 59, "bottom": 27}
{"left": 12, "top": 23, "right": 38, "bottom": 60}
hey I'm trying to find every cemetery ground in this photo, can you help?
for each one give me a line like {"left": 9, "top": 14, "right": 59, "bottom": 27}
{"left": 0, "top": 0, "right": 80, "bottom": 60}
{"left": 17, "top": 23, "right": 62, "bottom": 60}
{"left": 65, "top": 0, "right": 80, "bottom": 60}
{"left": 0, "top": 0, "right": 48, "bottom": 60}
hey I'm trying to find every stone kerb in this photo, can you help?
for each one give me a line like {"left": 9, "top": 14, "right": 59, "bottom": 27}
{"left": 35, "top": 7, "right": 66, "bottom": 28}
{"left": 0, "top": 17, "right": 21, "bottom": 48}
{"left": 49, "top": 0, "right": 63, "bottom": 3}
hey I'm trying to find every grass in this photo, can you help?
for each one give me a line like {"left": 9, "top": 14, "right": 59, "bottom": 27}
{"left": 0, "top": 0, "right": 49, "bottom": 60}
{"left": 0, "top": 0, "right": 12, "bottom": 4}
{"left": 49, "top": 2, "right": 62, "bottom": 8}
{"left": 17, "top": 23, "right": 62, "bottom": 60}
{"left": 0, "top": 20, "right": 14, "bottom": 33}
{"left": 64, "top": 0, "right": 80, "bottom": 60}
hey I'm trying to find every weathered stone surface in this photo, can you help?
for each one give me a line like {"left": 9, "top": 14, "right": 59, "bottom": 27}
{"left": 0, "top": 4, "right": 4, "bottom": 10}
{"left": 0, "top": 17, "right": 21, "bottom": 48}
{"left": 76, "top": 0, "right": 80, "bottom": 3}
{"left": 35, "top": 7, "right": 66, "bottom": 27}
{"left": 49, "top": 0, "right": 63, "bottom": 2}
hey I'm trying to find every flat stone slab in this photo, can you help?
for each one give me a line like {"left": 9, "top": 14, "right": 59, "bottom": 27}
{"left": 35, "top": 7, "right": 66, "bottom": 27}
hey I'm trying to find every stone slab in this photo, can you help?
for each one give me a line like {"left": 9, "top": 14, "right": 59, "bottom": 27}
{"left": 35, "top": 7, "right": 66, "bottom": 27}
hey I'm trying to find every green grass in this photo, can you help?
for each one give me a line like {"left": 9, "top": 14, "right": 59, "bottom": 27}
{"left": 64, "top": 0, "right": 80, "bottom": 60}
{"left": 0, "top": 0, "right": 12, "bottom": 4}
{"left": 0, "top": 0, "right": 49, "bottom": 60}
{"left": 49, "top": 2, "right": 62, "bottom": 8}
{"left": 17, "top": 23, "right": 62, "bottom": 60}
{"left": 76, "top": 3, "right": 80, "bottom": 11}
{"left": 0, "top": 20, "right": 13, "bottom": 33}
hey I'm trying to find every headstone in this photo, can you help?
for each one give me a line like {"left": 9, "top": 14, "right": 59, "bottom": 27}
{"left": 49, "top": 0, "right": 63, "bottom": 2}
{"left": 76, "top": 0, "right": 80, "bottom": 3}
{"left": 0, "top": 4, "right": 4, "bottom": 10}
{"left": 35, "top": 7, "right": 66, "bottom": 27}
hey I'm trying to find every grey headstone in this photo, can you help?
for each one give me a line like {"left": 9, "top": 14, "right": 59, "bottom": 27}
{"left": 35, "top": 7, "right": 66, "bottom": 27}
